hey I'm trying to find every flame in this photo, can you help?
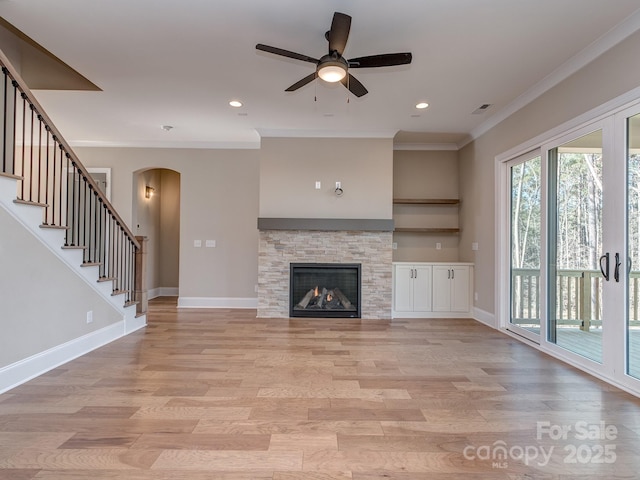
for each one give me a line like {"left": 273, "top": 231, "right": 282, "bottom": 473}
{"left": 314, "top": 286, "right": 319, "bottom": 297}
{"left": 327, "top": 293, "right": 333, "bottom": 302}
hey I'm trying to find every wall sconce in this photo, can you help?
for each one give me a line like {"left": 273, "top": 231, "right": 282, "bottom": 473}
{"left": 145, "top": 186, "right": 155, "bottom": 199}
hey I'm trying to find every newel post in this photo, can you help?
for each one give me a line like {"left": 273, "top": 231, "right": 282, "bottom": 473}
{"left": 135, "top": 236, "right": 148, "bottom": 316}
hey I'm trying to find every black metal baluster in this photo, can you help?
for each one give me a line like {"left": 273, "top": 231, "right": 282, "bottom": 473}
{"left": 37, "top": 114, "right": 42, "bottom": 204}
{"left": 82, "top": 178, "right": 88, "bottom": 261}
{"left": 29, "top": 103, "right": 34, "bottom": 202}
{"left": 2, "top": 69, "right": 7, "bottom": 173}
{"left": 58, "top": 143, "right": 64, "bottom": 229}
{"left": 20, "top": 93, "right": 26, "bottom": 199}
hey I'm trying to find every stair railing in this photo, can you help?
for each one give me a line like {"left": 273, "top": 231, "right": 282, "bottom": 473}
{"left": 0, "top": 49, "right": 140, "bottom": 309}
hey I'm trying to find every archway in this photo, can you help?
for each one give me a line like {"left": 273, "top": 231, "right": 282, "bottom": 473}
{"left": 132, "top": 168, "right": 181, "bottom": 299}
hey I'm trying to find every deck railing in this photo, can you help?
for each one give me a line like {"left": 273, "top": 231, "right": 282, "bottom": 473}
{"left": 512, "top": 268, "right": 640, "bottom": 330}
{"left": 0, "top": 50, "right": 140, "bottom": 309}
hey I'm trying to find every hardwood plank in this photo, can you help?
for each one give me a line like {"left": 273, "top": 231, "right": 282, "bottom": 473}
{"left": 0, "top": 297, "right": 639, "bottom": 478}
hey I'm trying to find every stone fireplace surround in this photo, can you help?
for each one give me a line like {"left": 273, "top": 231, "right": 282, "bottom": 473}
{"left": 257, "top": 218, "right": 393, "bottom": 319}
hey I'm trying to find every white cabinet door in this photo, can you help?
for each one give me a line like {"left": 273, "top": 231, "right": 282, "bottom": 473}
{"left": 450, "top": 266, "right": 470, "bottom": 312}
{"left": 394, "top": 265, "right": 414, "bottom": 312}
{"left": 413, "top": 265, "right": 432, "bottom": 312}
{"left": 432, "top": 266, "right": 452, "bottom": 312}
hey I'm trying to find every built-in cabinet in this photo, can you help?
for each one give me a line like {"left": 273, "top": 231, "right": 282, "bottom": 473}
{"left": 393, "top": 264, "right": 432, "bottom": 313}
{"left": 393, "top": 262, "right": 473, "bottom": 318}
{"left": 432, "top": 265, "right": 470, "bottom": 313}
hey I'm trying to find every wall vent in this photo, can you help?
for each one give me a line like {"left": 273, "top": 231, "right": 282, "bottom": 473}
{"left": 472, "top": 104, "right": 492, "bottom": 114}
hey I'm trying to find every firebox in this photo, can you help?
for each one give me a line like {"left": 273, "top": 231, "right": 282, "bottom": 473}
{"left": 289, "top": 263, "right": 361, "bottom": 318}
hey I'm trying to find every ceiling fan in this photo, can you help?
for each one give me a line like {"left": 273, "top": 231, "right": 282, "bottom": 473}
{"left": 256, "top": 12, "right": 412, "bottom": 97}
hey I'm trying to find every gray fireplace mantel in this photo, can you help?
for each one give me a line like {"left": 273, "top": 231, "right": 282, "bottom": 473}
{"left": 257, "top": 218, "right": 394, "bottom": 232}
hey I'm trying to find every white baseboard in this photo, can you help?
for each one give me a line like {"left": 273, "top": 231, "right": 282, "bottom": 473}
{"left": 177, "top": 296, "right": 258, "bottom": 309}
{"left": 473, "top": 306, "right": 496, "bottom": 328}
{"left": 148, "top": 287, "right": 179, "bottom": 299}
{"left": 0, "top": 321, "right": 126, "bottom": 394}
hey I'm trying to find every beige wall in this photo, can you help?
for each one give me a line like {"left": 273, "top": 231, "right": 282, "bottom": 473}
{"left": 75, "top": 147, "right": 260, "bottom": 299}
{"left": 259, "top": 137, "right": 393, "bottom": 219}
{"left": 460, "top": 29, "right": 640, "bottom": 316}
{"left": 159, "top": 169, "right": 180, "bottom": 289}
{"left": 393, "top": 150, "right": 459, "bottom": 262}
{"left": 0, "top": 206, "right": 122, "bottom": 368}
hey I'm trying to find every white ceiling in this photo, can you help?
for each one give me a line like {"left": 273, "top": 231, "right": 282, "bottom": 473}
{"left": 1, "top": 0, "right": 640, "bottom": 149}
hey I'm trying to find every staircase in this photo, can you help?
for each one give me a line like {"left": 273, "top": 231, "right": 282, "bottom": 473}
{"left": 0, "top": 50, "right": 146, "bottom": 391}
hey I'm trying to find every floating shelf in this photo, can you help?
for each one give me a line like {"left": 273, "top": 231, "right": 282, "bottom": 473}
{"left": 393, "top": 198, "right": 460, "bottom": 205}
{"left": 394, "top": 227, "right": 460, "bottom": 234}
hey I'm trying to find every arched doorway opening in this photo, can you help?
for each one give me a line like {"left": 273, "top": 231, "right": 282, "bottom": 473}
{"left": 132, "top": 168, "right": 181, "bottom": 299}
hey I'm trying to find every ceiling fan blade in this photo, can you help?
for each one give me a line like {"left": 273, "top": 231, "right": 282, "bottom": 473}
{"left": 256, "top": 44, "right": 318, "bottom": 64}
{"left": 341, "top": 73, "right": 368, "bottom": 97}
{"left": 328, "top": 12, "right": 351, "bottom": 55}
{"left": 285, "top": 72, "right": 318, "bottom": 92}
{"left": 348, "top": 52, "right": 412, "bottom": 68}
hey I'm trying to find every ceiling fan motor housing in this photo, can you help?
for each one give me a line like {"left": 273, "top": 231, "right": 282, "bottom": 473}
{"left": 317, "top": 54, "right": 349, "bottom": 82}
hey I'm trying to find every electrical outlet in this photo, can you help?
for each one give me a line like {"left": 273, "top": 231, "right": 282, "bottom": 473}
{"left": 315, "top": 181, "right": 321, "bottom": 189}
{"left": 436, "top": 242, "right": 442, "bottom": 250}
{"left": 392, "top": 242, "right": 398, "bottom": 250}
{"left": 472, "top": 242, "right": 479, "bottom": 251}
{"left": 86, "top": 310, "right": 93, "bottom": 324}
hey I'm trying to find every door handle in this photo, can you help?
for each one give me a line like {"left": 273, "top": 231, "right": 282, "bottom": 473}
{"left": 614, "top": 253, "right": 621, "bottom": 283}
{"left": 599, "top": 253, "right": 610, "bottom": 281}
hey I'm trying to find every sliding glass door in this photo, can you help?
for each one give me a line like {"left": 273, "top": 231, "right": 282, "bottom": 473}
{"left": 548, "top": 130, "right": 604, "bottom": 363}
{"left": 509, "top": 154, "right": 542, "bottom": 342}
{"left": 627, "top": 112, "right": 640, "bottom": 379}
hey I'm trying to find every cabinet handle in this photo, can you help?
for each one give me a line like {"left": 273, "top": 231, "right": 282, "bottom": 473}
{"left": 410, "top": 269, "right": 414, "bottom": 279}
{"left": 414, "top": 268, "right": 417, "bottom": 278}
{"left": 447, "top": 269, "right": 450, "bottom": 279}
{"left": 451, "top": 269, "right": 454, "bottom": 279}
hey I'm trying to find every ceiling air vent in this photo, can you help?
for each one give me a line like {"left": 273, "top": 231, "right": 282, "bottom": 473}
{"left": 472, "top": 104, "right": 492, "bottom": 114}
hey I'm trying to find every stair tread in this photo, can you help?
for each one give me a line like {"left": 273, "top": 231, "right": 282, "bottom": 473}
{"left": 14, "top": 198, "right": 47, "bottom": 208}
{"left": 40, "top": 224, "right": 68, "bottom": 230}
{"left": 81, "top": 262, "right": 102, "bottom": 267}
{"left": 111, "top": 289, "right": 130, "bottom": 296}
{"left": 0, "top": 172, "right": 23, "bottom": 180}
{"left": 97, "top": 277, "right": 116, "bottom": 283}
{"left": 62, "top": 245, "right": 87, "bottom": 250}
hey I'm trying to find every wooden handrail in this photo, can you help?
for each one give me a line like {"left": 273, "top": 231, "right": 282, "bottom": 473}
{"left": 0, "top": 48, "right": 139, "bottom": 249}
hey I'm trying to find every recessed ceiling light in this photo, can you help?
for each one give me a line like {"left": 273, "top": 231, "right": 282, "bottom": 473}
{"left": 229, "top": 100, "right": 243, "bottom": 108}
{"left": 415, "top": 102, "right": 429, "bottom": 109}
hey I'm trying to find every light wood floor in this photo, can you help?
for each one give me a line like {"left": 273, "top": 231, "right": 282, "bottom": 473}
{"left": 1, "top": 297, "right": 640, "bottom": 479}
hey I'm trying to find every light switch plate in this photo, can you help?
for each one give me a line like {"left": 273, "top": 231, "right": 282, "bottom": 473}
{"left": 206, "top": 240, "right": 216, "bottom": 248}
{"left": 194, "top": 240, "right": 202, "bottom": 248}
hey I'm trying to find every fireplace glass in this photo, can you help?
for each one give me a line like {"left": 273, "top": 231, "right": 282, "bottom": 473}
{"left": 290, "top": 263, "right": 361, "bottom": 318}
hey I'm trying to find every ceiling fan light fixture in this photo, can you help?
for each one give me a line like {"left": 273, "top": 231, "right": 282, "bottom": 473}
{"left": 317, "top": 62, "right": 347, "bottom": 83}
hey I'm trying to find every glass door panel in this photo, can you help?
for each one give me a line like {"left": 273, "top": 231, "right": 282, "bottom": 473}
{"left": 549, "top": 130, "right": 603, "bottom": 363}
{"left": 510, "top": 156, "right": 542, "bottom": 338}
{"left": 628, "top": 114, "right": 640, "bottom": 378}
